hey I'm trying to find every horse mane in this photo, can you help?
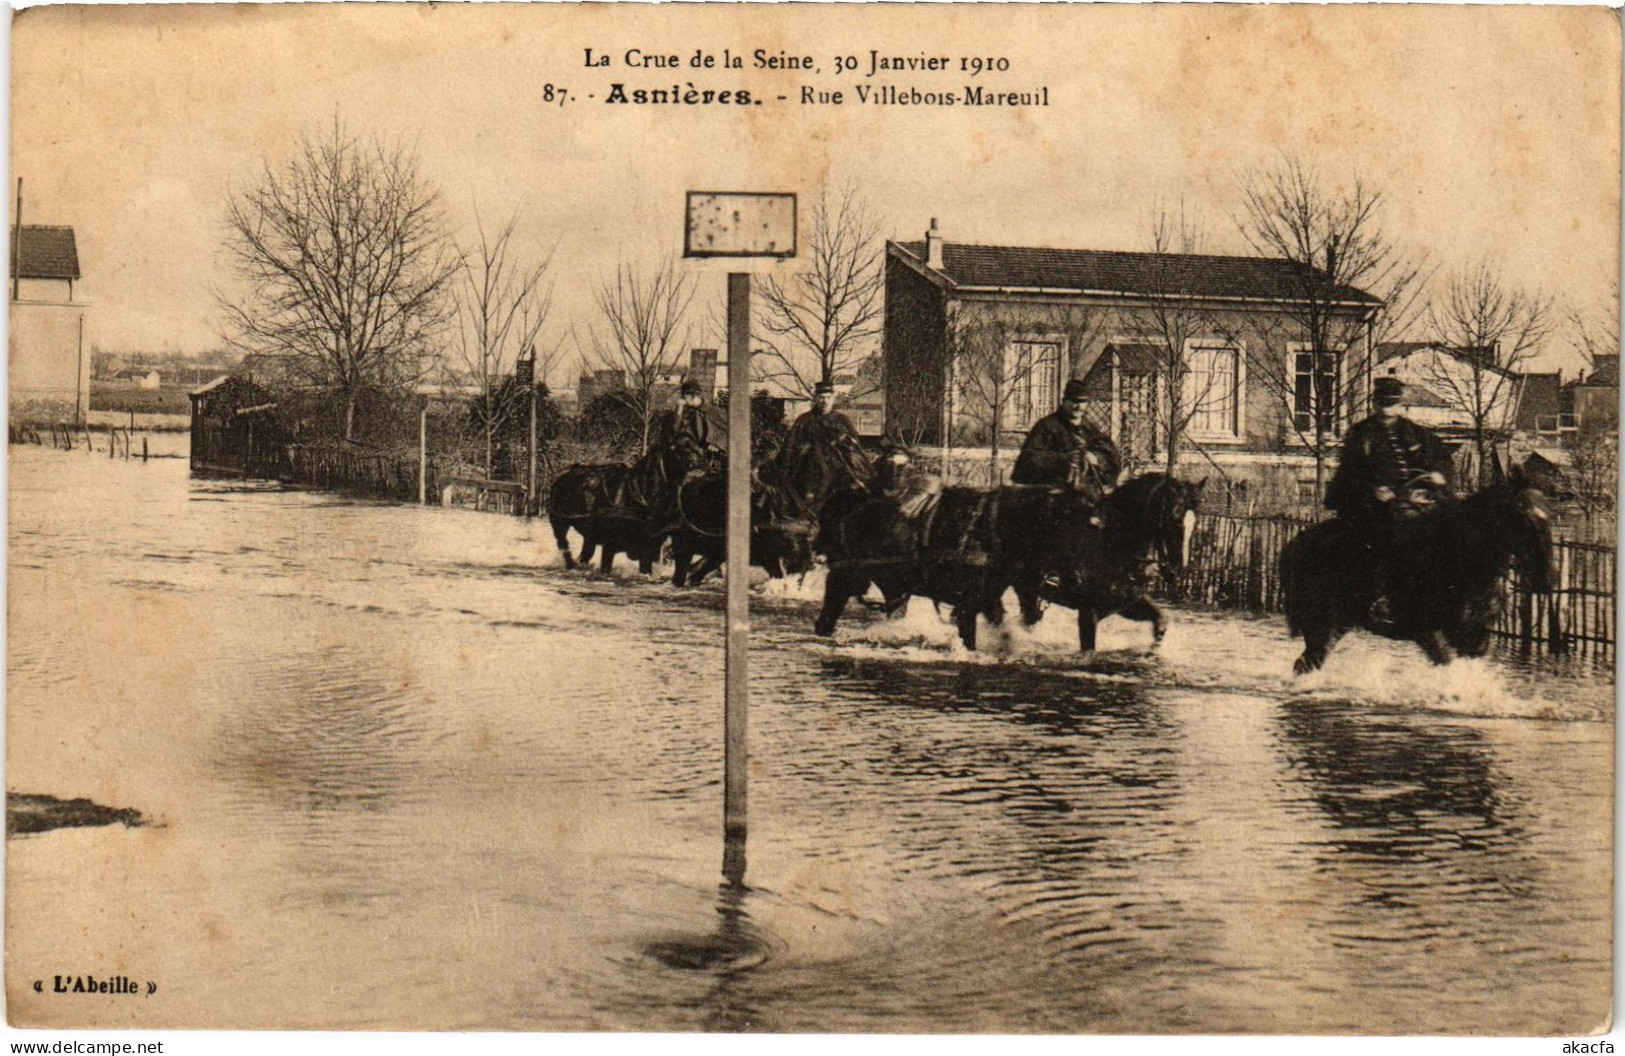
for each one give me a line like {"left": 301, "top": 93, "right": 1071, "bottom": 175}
{"left": 1104, "top": 473, "right": 1175, "bottom": 536}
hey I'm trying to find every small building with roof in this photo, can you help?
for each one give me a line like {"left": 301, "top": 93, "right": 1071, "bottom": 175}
{"left": 883, "top": 219, "right": 1384, "bottom": 506}
{"left": 9, "top": 223, "right": 88, "bottom": 424}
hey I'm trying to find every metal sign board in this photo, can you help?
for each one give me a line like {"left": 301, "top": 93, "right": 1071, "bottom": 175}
{"left": 513, "top": 357, "right": 534, "bottom": 388}
{"left": 684, "top": 191, "right": 797, "bottom": 258}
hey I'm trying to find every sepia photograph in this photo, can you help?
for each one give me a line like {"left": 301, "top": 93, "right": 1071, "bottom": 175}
{"left": 5, "top": 1, "right": 1619, "bottom": 1044}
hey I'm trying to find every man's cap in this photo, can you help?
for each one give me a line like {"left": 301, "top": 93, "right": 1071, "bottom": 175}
{"left": 678, "top": 378, "right": 702, "bottom": 397}
{"left": 813, "top": 379, "right": 836, "bottom": 396}
{"left": 1063, "top": 378, "right": 1089, "bottom": 401}
{"left": 1373, "top": 376, "right": 1405, "bottom": 406}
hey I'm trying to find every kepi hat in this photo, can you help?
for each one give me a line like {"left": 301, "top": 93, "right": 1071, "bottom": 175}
{"left": 678, "top": 377, "right": 703, "bottom": 397}
{"left": 1062, "top": 378, "right": 1089, "bottom": 402}
{"left": 1373, "top": 376, "right": 1405, "bottom": 406}
{"left": 813, "top": 379, "right": 837, "bottom": 396}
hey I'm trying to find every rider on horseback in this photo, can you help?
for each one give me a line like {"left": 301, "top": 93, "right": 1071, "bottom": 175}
{"left": 1011, "top": 378, "right": 1123, "bottom": 525}
{"left": 653, "top": 378, "right": 727, "bottom": 521}
{"left": 774, "top": 378, "right": 873, "bottom": 507}
{"left": 1325, "top": 375, "right": 1452, "bottom": 626}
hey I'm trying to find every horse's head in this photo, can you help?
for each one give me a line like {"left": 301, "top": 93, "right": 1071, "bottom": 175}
{"left": 1104, "top": 473, "right": 1205, "bottom": 574}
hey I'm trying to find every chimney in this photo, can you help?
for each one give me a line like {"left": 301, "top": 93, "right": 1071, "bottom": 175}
{"left": 689, "top": 348, "right": 719, "bottom": 397}
{"left": 926, "top": 217, "right": 943, "bottom": 270}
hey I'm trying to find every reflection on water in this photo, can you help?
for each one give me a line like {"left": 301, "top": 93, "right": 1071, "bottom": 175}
{"left": 6, "top": 447, "right": 1614, "bottom": 1033}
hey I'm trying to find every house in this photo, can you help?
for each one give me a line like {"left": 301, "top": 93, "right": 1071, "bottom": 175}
{"left": 883, "top": 220, "right": 1382, "bottom": 504}
{"left": 1512, "top": 371, "right": 1569, "bottom": 440}
{"left": 1374, "top": 342, "right": 1523, "bottom": 439}
{"left": 1569, "top": 355, "right": 1618, "bottom": 431}
{"left": 9, "top": 223, "right": 88, "bottom": 424}
{"left": 109, "top": 368, "right": 163, "bottom": 390}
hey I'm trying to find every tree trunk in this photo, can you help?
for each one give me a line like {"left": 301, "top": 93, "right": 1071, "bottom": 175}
{"left": 344, "top": 397, "right": 356, "bottom": 442}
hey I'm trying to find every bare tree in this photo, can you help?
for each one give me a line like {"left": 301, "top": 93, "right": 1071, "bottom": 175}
{"left": 580, "top": 257, "right": 694, "bottom": 454}
{"left": 451, "top": 209, "right": 556, "bottom": 478}
{"left": 1231, "top": 157, "right": 1425, "bottom": 500}
{"left": 1114, "top": 202, "right": 1219, "bottom": 474}
{"left": 1425, "top": 262, "right": 1553, "bottom": 488}
{"left": 220, "top": 119, "right": 459, "bottom": 441}
{"left": 1564, "top": 283, "right": 1620, "bottom": 375}
{"left": 752, "top": 185, "right": 884, "bottom": 399}
{"left": 946, "top": 302, "right": 1102, "bottom": 479}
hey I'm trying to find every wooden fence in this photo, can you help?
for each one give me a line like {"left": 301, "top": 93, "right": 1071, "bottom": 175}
{"left": 284, "top": 444, "right": 437, "bottom": 504}
{"left": 1166, "top": 512, "right": 1615, "bottom": 662}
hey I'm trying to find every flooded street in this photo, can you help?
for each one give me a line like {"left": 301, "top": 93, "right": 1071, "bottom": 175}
{"left": 6, "top": 445, "right": 1614, "bottom": 1033}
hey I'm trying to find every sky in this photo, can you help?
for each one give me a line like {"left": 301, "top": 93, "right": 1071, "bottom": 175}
{"left": 10, "top": 3, "right": 1621, "bottom": 384}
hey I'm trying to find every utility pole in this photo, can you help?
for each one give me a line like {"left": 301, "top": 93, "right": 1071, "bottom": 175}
{"left": 13, "top": 177, "right": 22, "bottom": 302}
{"left": 526, "top": 347, "right": 539, "bottom": 517}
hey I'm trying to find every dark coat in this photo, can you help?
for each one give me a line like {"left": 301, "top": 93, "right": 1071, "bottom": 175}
{"left": 776, "top": 408, "right": 872, "bottom": 503}
{"left": 1325, "top": 412, "right": 1450, "bottom": 522}
{"left": 1011, "top": 411, "right": 1122, "bottom": 489}
{"left": 657, "top": 403, "right": 727, "bottom": 465}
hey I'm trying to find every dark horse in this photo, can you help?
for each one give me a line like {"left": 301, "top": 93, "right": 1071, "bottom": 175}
{"left": 1280, "top": 477, "right": 1555, "bottom": 674}
{"left": 815, "top": 472, "right": 1203, "bottom": 656}
{"left": 666, "top": 467, "right": 819, "bottom": 586}
{"left": 547, "top": 456, "right": 665, "bottom": 575}
{"left": 998, "top": 473, "right": 1204, "bottom": 656}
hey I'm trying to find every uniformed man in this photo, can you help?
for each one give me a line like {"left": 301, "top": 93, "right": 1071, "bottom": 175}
{"left": 1325, "top": 375, "right": 1451, "bottom": 623}
{"left": 775, "top": 378, "right": 873, "bottom": 506}
{"left": 1011, "top": 378, "right": 1123, "bottom": 500}
{"left": 657, "top": 378, "right": 726, "bottom": 474}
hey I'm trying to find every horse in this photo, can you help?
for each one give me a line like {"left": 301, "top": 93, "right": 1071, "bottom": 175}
{"left": 547, "top": 458, "right": 663, "bottom": 575}
{"left": 814, "top": 472, "right": 1202, "bottom": 655}
{"left": 998, "top": 473, "right": 1205, "bottom": 656}
{"left": 665, "top": 467, "right": 819, "bottom": 586}
{"left": 1280, "top": 476, "right": 1555, "bottom": 673}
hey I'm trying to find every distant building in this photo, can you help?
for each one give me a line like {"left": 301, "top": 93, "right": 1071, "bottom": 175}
{"left": 1374, "top": 342, "right": 1523, "bottom": 437}
{"left": 10, "top": 223, "right": 88, "bottom": 424}
{"left": 1569, "top": 355, "right": 1618, "bottom": 431}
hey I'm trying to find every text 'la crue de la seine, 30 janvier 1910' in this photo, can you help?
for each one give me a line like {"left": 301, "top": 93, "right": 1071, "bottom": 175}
{"left": 534, "top": 46, "right": 1052, "bottom": 108}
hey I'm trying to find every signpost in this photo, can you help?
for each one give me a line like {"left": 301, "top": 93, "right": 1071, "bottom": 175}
{"left": 516, "top": 350, "right": 537, "bottom": 517}
{"left": 683, "top": 191, "right": 797, "bottom": 887}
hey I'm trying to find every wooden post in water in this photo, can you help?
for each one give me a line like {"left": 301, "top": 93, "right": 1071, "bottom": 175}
{"left": 683, "top": 190, "right": 796, "bottom": 888}
{"left": 723, "top": 271, "right": 750, "bottom": 887}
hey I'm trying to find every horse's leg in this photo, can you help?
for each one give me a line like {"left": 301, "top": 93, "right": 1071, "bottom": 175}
{"left": 599, "top": 545, "right": 615, "bottom": 575}
{"left": 1016, "top": 584, "right": 1044, "bottom": 627}
{"left": 956, "top": 601, "right": 979, "bottom": 651}
{"left": 1292, "top": 625, "right": 1338, "bottom": 676}
{"left": 692, "top": 553, "right": 723, "bottom": 584}
{"left": 578, "top": 537, "right": 598, "bottom": 568}
{"left": 1418, "top": 630, "right": 1454, "bottom": 666}
{"left": 671, "top": 542, "right": 691, "bottom": 587}
{"left": 1077, "top": 609, "right": 1099, "bottom": 656}
{"left": 551, "top": 517, "right": 576, "bottom": 570}
{"left": 1117, "top": 594, "right": 1168, "bottom": 645}
{"left": 815, "top": 568, "right": 859, "bottom": 636}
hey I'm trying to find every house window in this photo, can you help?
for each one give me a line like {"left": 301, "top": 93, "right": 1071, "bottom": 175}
{"left": 1118, "top": 370, "right": 1161, "bottom": 462}
{"left": 1293, "top": 348, "right": 1341, "bottom": 436}
{"left": 1185, "top": 344, "right": 1241, "bottom": 439}
{"left": 1005, "top": 340, "right": 1062, "bottom": 432}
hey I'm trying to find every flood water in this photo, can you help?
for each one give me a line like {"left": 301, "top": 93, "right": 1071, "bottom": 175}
{"left": 6, "top": 445, "right": 1614, "bottom": 1033}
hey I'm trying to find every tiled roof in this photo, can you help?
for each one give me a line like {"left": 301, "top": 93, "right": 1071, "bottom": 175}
{"left": 1378, "top": 342, "right": 1506, "bottom": 373}
{"left": 11, "top": 225, "right": 80, "bottom": 281}
{"left": 893, "top": 240, "right": 1379, "bottom": 306}
{"left": 1514, "top": 372, "right": 1561, "bottom": 429}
